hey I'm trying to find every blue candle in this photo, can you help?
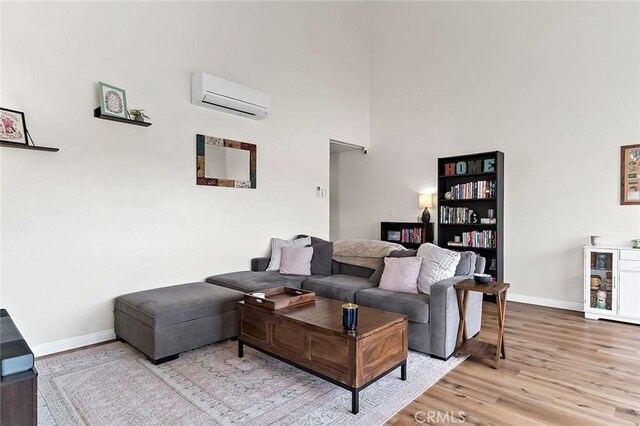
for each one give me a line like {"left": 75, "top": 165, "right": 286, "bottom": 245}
{"left": 342, "top": 303, "right": 359, "bottom": 331}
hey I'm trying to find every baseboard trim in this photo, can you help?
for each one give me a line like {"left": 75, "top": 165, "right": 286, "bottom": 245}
{"left": 508, "top": 293, "right": 582, "bottom": 312}
{"left": 30, "top": 294, "right": 581, "bottom": 357}
{"left": 32, "top": 329, "right": 116, "bottom": 358}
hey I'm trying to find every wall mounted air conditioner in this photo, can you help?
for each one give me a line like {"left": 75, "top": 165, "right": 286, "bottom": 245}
{"left": 191, "top": 72, "right": 270, "bottom": 120}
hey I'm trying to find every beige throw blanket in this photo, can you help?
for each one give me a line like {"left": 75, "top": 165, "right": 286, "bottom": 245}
{"left": 333, "top": 239, "right": 406, "bottom": 270}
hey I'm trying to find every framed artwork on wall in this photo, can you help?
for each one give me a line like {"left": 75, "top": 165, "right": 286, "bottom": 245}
{"left": 621, "top": 144, "right": 640, "bottom": 205}
{"left": 0, "top": 108, "right": 28, "bottom": 144}
{"left": 98, "top": 82, "right": 128, "bottom": 119}
{"left": 196, "top": 134, "right": 257, "bottom": 189}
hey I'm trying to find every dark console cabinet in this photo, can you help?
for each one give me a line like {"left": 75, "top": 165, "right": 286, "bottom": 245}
{"left": 1, "top": 367, "right": 38, "bottom": 426}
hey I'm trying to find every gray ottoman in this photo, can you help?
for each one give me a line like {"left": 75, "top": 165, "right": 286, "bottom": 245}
{"left": 114, "top": 282, "right": 244, "bottom": 364}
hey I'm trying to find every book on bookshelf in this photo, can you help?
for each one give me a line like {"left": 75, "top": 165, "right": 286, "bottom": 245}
{"left": 449, "top": 180, "right": 496, "bottom": 200}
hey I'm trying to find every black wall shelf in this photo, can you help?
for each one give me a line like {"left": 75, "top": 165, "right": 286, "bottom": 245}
{"left": 0, "top": 141, "right": 59, "bottom": 152}
{"left": 93, "top": 107, "right": 152, "bottom": 127}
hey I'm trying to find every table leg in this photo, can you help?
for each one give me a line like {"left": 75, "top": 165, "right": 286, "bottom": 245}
{"left": 494, "top": 291, "right": 507, "bottom": 368}
{"left": 401, "top": 361, "right": 407, "bottom": 381}
{"left": 500, "top": 290, "right": 508, "bottom": 359}
{"left": 352, "top": 389, "right": 360, "bottom": 414}
{"left": 455, "top": 289, "right": 468, "bottom": 356}
{"left": 238, "top": 340, "right": 244, "bottom": 358}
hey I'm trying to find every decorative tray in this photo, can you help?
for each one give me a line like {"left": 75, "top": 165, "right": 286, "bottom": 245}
{"left": 243, "top": 287, "right": 315, "bottom": 310}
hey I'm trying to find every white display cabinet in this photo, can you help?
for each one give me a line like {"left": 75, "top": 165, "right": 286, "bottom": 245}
{"left": 584, "top": 245, "right": 640, "bottom": 325}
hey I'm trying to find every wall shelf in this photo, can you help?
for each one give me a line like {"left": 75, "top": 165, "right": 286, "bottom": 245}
{"left": 93, "top": 107, "right": 152, "bottom": 127}
{"left": 0, "top": 141, "right": 59, "bottom": 152}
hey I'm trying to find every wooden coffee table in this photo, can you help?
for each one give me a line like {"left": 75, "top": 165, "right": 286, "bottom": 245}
{"left": 237, "top": 297, "right": 408, "bottom": 414}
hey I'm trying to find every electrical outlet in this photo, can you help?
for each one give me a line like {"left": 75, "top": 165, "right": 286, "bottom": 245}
{"left": 316, "top": 186, "right": 322, "bottom": 197}
{"left": 387, "top": 209, "right": 393, "bottom": 217}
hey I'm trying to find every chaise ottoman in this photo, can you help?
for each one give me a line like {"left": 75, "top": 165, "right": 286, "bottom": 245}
{"left": 114, "top": 282, "right": 244, "bottom": 364}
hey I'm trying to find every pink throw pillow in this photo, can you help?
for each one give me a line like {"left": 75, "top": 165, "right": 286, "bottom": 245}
{"left": 279, "top": 246, "right": 313, "bottom": 275}
{"left": 379, "top": 257, "right": 422, "bottom": 294}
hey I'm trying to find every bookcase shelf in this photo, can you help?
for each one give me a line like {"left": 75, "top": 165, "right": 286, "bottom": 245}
{"left": 438, "top": 151, "right": 504, "bottom": 282}
{"left": 438, "top": 172, "right": 497, "bottom": 178}
{"left": 439, "top": 198, "right": 496, "bottom": 203}
{"left": 440, "top": 223, "right": 496, "bottom": 227}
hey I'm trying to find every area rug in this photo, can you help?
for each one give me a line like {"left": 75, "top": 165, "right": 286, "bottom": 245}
{"left": 37, "top": 340, "right": 465, "bottom": 425}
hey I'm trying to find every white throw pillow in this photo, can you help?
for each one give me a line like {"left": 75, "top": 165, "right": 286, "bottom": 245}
{"left": 416, "top": 243, "right": 461, "bottom": 294}
{"left": 266, "top": 236, "right": 312, "bottom": 271}
{"left": 379, "top": 257, "right": 422, "bottom": 294}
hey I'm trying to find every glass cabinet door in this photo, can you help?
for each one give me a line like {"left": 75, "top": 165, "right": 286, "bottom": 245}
{"left": 587, "top": 250, "right": 615, "bottom": 313}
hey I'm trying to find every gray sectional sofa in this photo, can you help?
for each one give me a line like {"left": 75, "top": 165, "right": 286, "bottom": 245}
{"left": 115, "top": 238, "right": 485, "bottom": 363}
{"left": 205, "top": 243, "right": 485, "bottom": 359}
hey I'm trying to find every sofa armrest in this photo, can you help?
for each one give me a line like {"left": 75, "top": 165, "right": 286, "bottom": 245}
{"left": 429, "top": 275, "right": 482, "bottom": 359}
{"left": 251, "top": 257, "right": 270, "bottom": 272}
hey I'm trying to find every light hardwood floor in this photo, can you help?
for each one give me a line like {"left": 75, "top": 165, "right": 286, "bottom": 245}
{"left": 387, "top": 301, "right": 640, "bottom": 425}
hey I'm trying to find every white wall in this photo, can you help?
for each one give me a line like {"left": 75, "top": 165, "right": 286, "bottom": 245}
{"left": 333, "top": 1, "right": 640, "bottom": 305}
{"left": 0, "top": 1, "right": 370, "bottom": 346}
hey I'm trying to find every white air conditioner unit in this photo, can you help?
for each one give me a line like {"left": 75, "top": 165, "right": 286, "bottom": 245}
{"left": 191, "top": 72, "right": 270, "bottom": 120}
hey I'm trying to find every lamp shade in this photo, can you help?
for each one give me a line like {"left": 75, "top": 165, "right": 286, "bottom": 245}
{"left": 418, "top": 194, "right": 433, "bottom": 209}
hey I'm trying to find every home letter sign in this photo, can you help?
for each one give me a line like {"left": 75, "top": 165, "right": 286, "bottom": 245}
{"left": 443, "top": 156, "right": 496, "bottom": 176}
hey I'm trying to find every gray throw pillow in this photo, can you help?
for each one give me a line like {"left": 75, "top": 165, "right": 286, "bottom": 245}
{"left": 309, "top": 241, "right": 333, "bottom": 275}
{"left": 266, "top": 236, "right": 312, "bottom": 271}
{"left": 455, "top": 251, "right": 477, "bottom": 276}
{"left": 369, "top": 249, "right": 417, "bottom": 284}
{"left": 297, "top": 234, "right": 329, "bottom": 245}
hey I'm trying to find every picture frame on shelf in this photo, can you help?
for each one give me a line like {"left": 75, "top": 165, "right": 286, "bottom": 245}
{"left": 98, "top": 82, "right": 128, "bottom": 119}
{"left": 621, "top": 144, "right": 640, "bottom": 205}
{"left": 387, "top": 231, "right": 401, "bottom": 242}
{"left": 0, "top": 108, "right": 28, "bottom": 144}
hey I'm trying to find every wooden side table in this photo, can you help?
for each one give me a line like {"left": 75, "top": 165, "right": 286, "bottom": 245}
{"left": 454, "top": 279, "right": 510, "bottom": 369}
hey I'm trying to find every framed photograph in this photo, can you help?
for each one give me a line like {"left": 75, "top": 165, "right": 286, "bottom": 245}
{"left": 98, "top": 82, "right": 128, "bottom": 119}
{"left": 387, "top": 231, "right": 401, "bottom": 242}
{"left": 0, "top": 108, "right": 28, "bottom": 144}
{"left": 621, "top": 144, "right": 640, "bottom": 205}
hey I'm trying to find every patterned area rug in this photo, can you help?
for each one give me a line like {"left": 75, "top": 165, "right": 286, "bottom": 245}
{"left": 37, "top": 340, "right": 465, "bottom": 425}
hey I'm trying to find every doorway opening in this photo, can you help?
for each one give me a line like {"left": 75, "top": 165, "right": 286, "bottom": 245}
{"left": 329, "top": 139, "right": 368, "bottom": 241}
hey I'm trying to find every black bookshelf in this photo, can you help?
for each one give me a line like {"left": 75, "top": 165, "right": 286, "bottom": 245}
{"left": 437, "top": 151, "right": 504, "bottom": 282}
{"left": 381, "top": 222, "right": 434, "bottom": 249}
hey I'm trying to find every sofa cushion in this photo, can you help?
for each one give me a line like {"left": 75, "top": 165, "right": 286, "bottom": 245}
{"left": 302, "top": 274, "right": 376, "bottom": 303}
{"left": 309, "top": 241, "right": 333, "bottom": 276}
{"left": 355, "top": 287, "right": 430, "bottom": 324}
{"left": 280, "top": 247, "right": 313, "bottom": 275}
{"left": 205, "top": 271, "right": 316, "bottom": 292}
{"left": 455, "top": 251, "right": 477, "bottom": 276}
{"left": 369, "top": 249, "right": 418, "bottom": 284}
{"left": 416, "top": 243, "right": 461, "bottom": 294}
{"left": 114, "top": 282, "right": 243, "bottom": 328}
{"left": 266, "top": 236, "right": 311, "bottom": 271}
{"left": 379, "top": 257, "right": 422, "bottom": 294}
{"left": 332, "top": 261, "right": 376, "bottom": 278}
